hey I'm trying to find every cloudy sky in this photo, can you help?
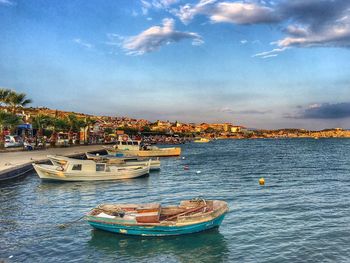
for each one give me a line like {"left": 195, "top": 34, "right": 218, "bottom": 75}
{"left": 1, "top": 0, "right": 350, "bottom": 129}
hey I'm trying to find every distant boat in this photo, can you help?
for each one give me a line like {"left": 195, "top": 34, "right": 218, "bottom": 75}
{"left": 33, "top": 156, "right": 150, "bottom": 181}
{"left": 194, "top": 138, "right": 210, "bottom": 143}
{"left": 104, "top": 136, "right": 181, "bottom": 157}
{"left": 86, "top": 199, "right": 228, "bottom": 236}
{"left": 85, "top": 153, "right": 161, "bottom": 170}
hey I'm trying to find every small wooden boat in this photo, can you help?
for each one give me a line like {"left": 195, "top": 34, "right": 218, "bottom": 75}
{"left": 105, "top": 145, "right": 181, "bottom": 157}
{"left": 33, "top": 156, "right": 150, "bottom": 181}
{"left": 104, "top": 136, "right": 181, "bottom": 157}
{"left": 194, "top": 138, "right": 210, "bottom": 143}
{"left": 85, "top": 153, "right": 161, "bottom": 170}
{"left": 86, "top": 199, "right": 228, "bottom": 236}
{"left": 85, "top": 153, "right": 137, "bottom": 161}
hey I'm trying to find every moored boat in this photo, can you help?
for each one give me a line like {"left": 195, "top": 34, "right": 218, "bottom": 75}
{"left": 86, "top": 199, "right": 228, "bottom": 236}
{"left": 85, "top": 153, "right": 161, "bottom": 170}
{"left": 104, "top": 136, "right": 181, "bottom": 157}
{"left": 33, "top": 156, "right": 150, "bottom": 181}
{"left": 194, "top": 138, "right": 210, "bottom": 143}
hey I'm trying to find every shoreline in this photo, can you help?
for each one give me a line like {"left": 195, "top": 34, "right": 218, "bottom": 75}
{"left": 215, "top": 135, "right": 350, "bottom": 139}
{"left": 0, "top": 144, "right": 105, "bottom": 182}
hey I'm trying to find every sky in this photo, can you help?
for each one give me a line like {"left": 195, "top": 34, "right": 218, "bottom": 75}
{"left": 1, "top": 0, "right": 350, "bottom": 129}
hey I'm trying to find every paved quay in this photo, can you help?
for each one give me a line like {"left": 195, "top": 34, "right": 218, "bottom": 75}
{"left": 0, "top": 145, "right": 105, "bottom": 181}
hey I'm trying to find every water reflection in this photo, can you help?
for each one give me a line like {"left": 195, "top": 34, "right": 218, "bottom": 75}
{"left": 36, "top": 176, "right": 151, "bottom": 193}
{"left": 88, "top": 228, "right": 229, "bottom": 263}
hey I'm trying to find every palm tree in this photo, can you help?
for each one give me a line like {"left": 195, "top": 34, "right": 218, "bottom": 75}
{"left": 48, "top": 117, "right": 69, "bottom": 147}
{"left": 76, "top": 118, "right": 89, "bottom": 144}
{"left": 0, "top": 88, "right": 11, "bottom": 107}
{"left": 31, "top": 114, "right": 52, "bottom": 146}
{"left": 66, "top": 114, "right": 78, "bottom": 145}
{"left": 81, "top": 117, "right": 96, "bottom": 144}
{"left": 52, "top": 117, "right": 69, "bottom": 132}
{"left": 6, "top": 91, "right": 32, "bottom": 114}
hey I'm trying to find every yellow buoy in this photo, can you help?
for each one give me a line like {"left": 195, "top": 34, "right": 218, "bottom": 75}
{"left": 259, "top": 178, "right": 265, "bottom": 185}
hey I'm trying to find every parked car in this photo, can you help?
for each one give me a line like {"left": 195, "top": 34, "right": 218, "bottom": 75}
{"left": 4, "top": 135, "right": 23, "bottom": 148}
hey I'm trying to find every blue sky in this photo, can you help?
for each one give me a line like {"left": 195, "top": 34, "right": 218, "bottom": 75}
{"left": 1, "top": 0, "right": 350, "bottom": 129}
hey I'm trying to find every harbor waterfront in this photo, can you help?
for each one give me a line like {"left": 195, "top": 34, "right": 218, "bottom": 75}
{"left": 1, "top": 139, "right": 350, "bottom": 262}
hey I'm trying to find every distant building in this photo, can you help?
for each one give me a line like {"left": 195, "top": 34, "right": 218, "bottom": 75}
{"left": 230, "top": 126, "right": 247, "bottom": 133}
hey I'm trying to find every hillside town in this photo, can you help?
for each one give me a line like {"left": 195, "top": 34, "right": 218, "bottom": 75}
{"left": 1, "top": 88, "right": 350, "bottom": 149}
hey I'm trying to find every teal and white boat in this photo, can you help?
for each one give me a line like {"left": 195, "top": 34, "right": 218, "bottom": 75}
{"left": 85, "top": 153, "right": 161, "bottom": 171}
{"left": 86, "top": 199, "right": 228, "bottom": 236}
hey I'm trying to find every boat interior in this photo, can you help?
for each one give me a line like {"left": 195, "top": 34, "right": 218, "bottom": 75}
{"left": 89, "top": 199, "right": 216, "bottom": 223}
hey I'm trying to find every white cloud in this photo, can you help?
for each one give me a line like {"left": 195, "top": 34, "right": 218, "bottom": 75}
{"left": 284, "top": 25, "right": 309, "bottom": 37}
{"left": 141, "top": 0, "right": 152, "bottom": 9}
{"left": 277, "top": 18, "right": 350, "bottom": 48}
{"left": 73, "top": 38, "right": 94, "bottom": 49}
{"left": 105, "top": 33, "right": 124, "bottom": 46}
{"left": 135, "top": 0, "right": 350, "bottom": 58}
{"left": 271, "top": 1, "right": 350, "bottom": 50}
{"left": 209, "top": 2, "right": 278, "bottom": 24}
{"left": 172, "top": 0, "right": 217, "bottom": 24}
{"left": 141, "top": 0, "right": 151, "bottom": 15}
{"left": 158, "top": 0, "right": 179, "bottom": 8}
{"left": 219, "top": 106, "right": 235, "bottom": 113}
{"left": 173, "top": 0, "right": 279, "bottom": 25}
{"left": 140, "top": 0, "right": 180, "bottom": 15}
{"left": 172, "top": 0, "right": 350, "bottom": 58}
{"left": 260, "top": 54, "right": 278, "bottom": 59}
{"left": 253, "top": 47, "right": 289, "bottom": 58}
{"left": 309, "top": 104, "right": 322, "bottom": 109}
{"left": 219, "top": 107, "right": 270, "bottom": 114}
{"left": 0, "top": 0, "right": 14, "bottom": 5}
{"left": 122, "top": 18, "right": 203, "bottom": 55}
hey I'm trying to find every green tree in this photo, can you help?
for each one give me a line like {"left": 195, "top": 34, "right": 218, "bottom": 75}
{"left": 120, "top": 126, "right": 139, "bottom": 135}
{"left": 0, "top": 110, "right": 22, "bottom": 147}
{"left": 0, "top": 88, "right": 11, "bottom": 106}
{"left": 46, "top": 117, "right": 70, "bottom": 147}
{"left": 6, "top": 91, "right": 32, "bottom": 113}
{"left": 65, "top": 114, "right": 88, "bottom": 144}
{"left": 104, "top": 127, "right": 114, "bottom": 135}
{"left": 31, "top": 114, "right": 52, "bottom": 146}
{"left": 32, "top": 114, "right": 52, "bottom": 135}
{"left": 142, "top": 126, "right": 151, "bottom": 132}
{"left": 80, "top": 117, "right": 96, "bottom": 144}
{"left": 204, "top": 127, "right": 216, "bottom": 134}
{"left": 53, "top": 117, "right": 70, "bottom": 132}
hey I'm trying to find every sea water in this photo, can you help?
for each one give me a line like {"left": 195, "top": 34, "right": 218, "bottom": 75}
{"left": 1, "top": 139, "right": 350, "bottom": 262}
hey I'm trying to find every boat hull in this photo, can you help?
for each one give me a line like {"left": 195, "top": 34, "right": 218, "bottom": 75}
{"left": 194, "top": 139, "right": 210, "bottom": 143}
{"left": 107, "top": 147, "right": 181, "bottom": 157}
{"left": 84, "top": 154, "right": 161, "bottom": 170}
{"left": 124, "top": 160, "right": 160, "bottom": 170}
{"left": 32, "top": 164, "right": 149, "bottom": 181}
{"left": 87, "top": 213, "right": 227, "bottom": 236}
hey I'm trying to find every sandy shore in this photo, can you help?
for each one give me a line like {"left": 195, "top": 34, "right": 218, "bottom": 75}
{"left": 0, "top": 145, "right": 104, "bottom": 173}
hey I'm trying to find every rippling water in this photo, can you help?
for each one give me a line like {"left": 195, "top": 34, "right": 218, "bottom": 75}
{"left": 1, "top": 139, "right": 350, "bottom": 262}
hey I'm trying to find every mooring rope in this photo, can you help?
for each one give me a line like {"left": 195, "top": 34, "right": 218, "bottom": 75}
{"left": 57, "top": 206, "right": 126, "bottom": 229}
{"left": 57, "top": 214, "right": 87, "bottom": 229}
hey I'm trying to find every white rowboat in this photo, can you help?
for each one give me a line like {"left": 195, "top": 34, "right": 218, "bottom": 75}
{"left": 33, "top": 156, "right": 150, "bottom": 181}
